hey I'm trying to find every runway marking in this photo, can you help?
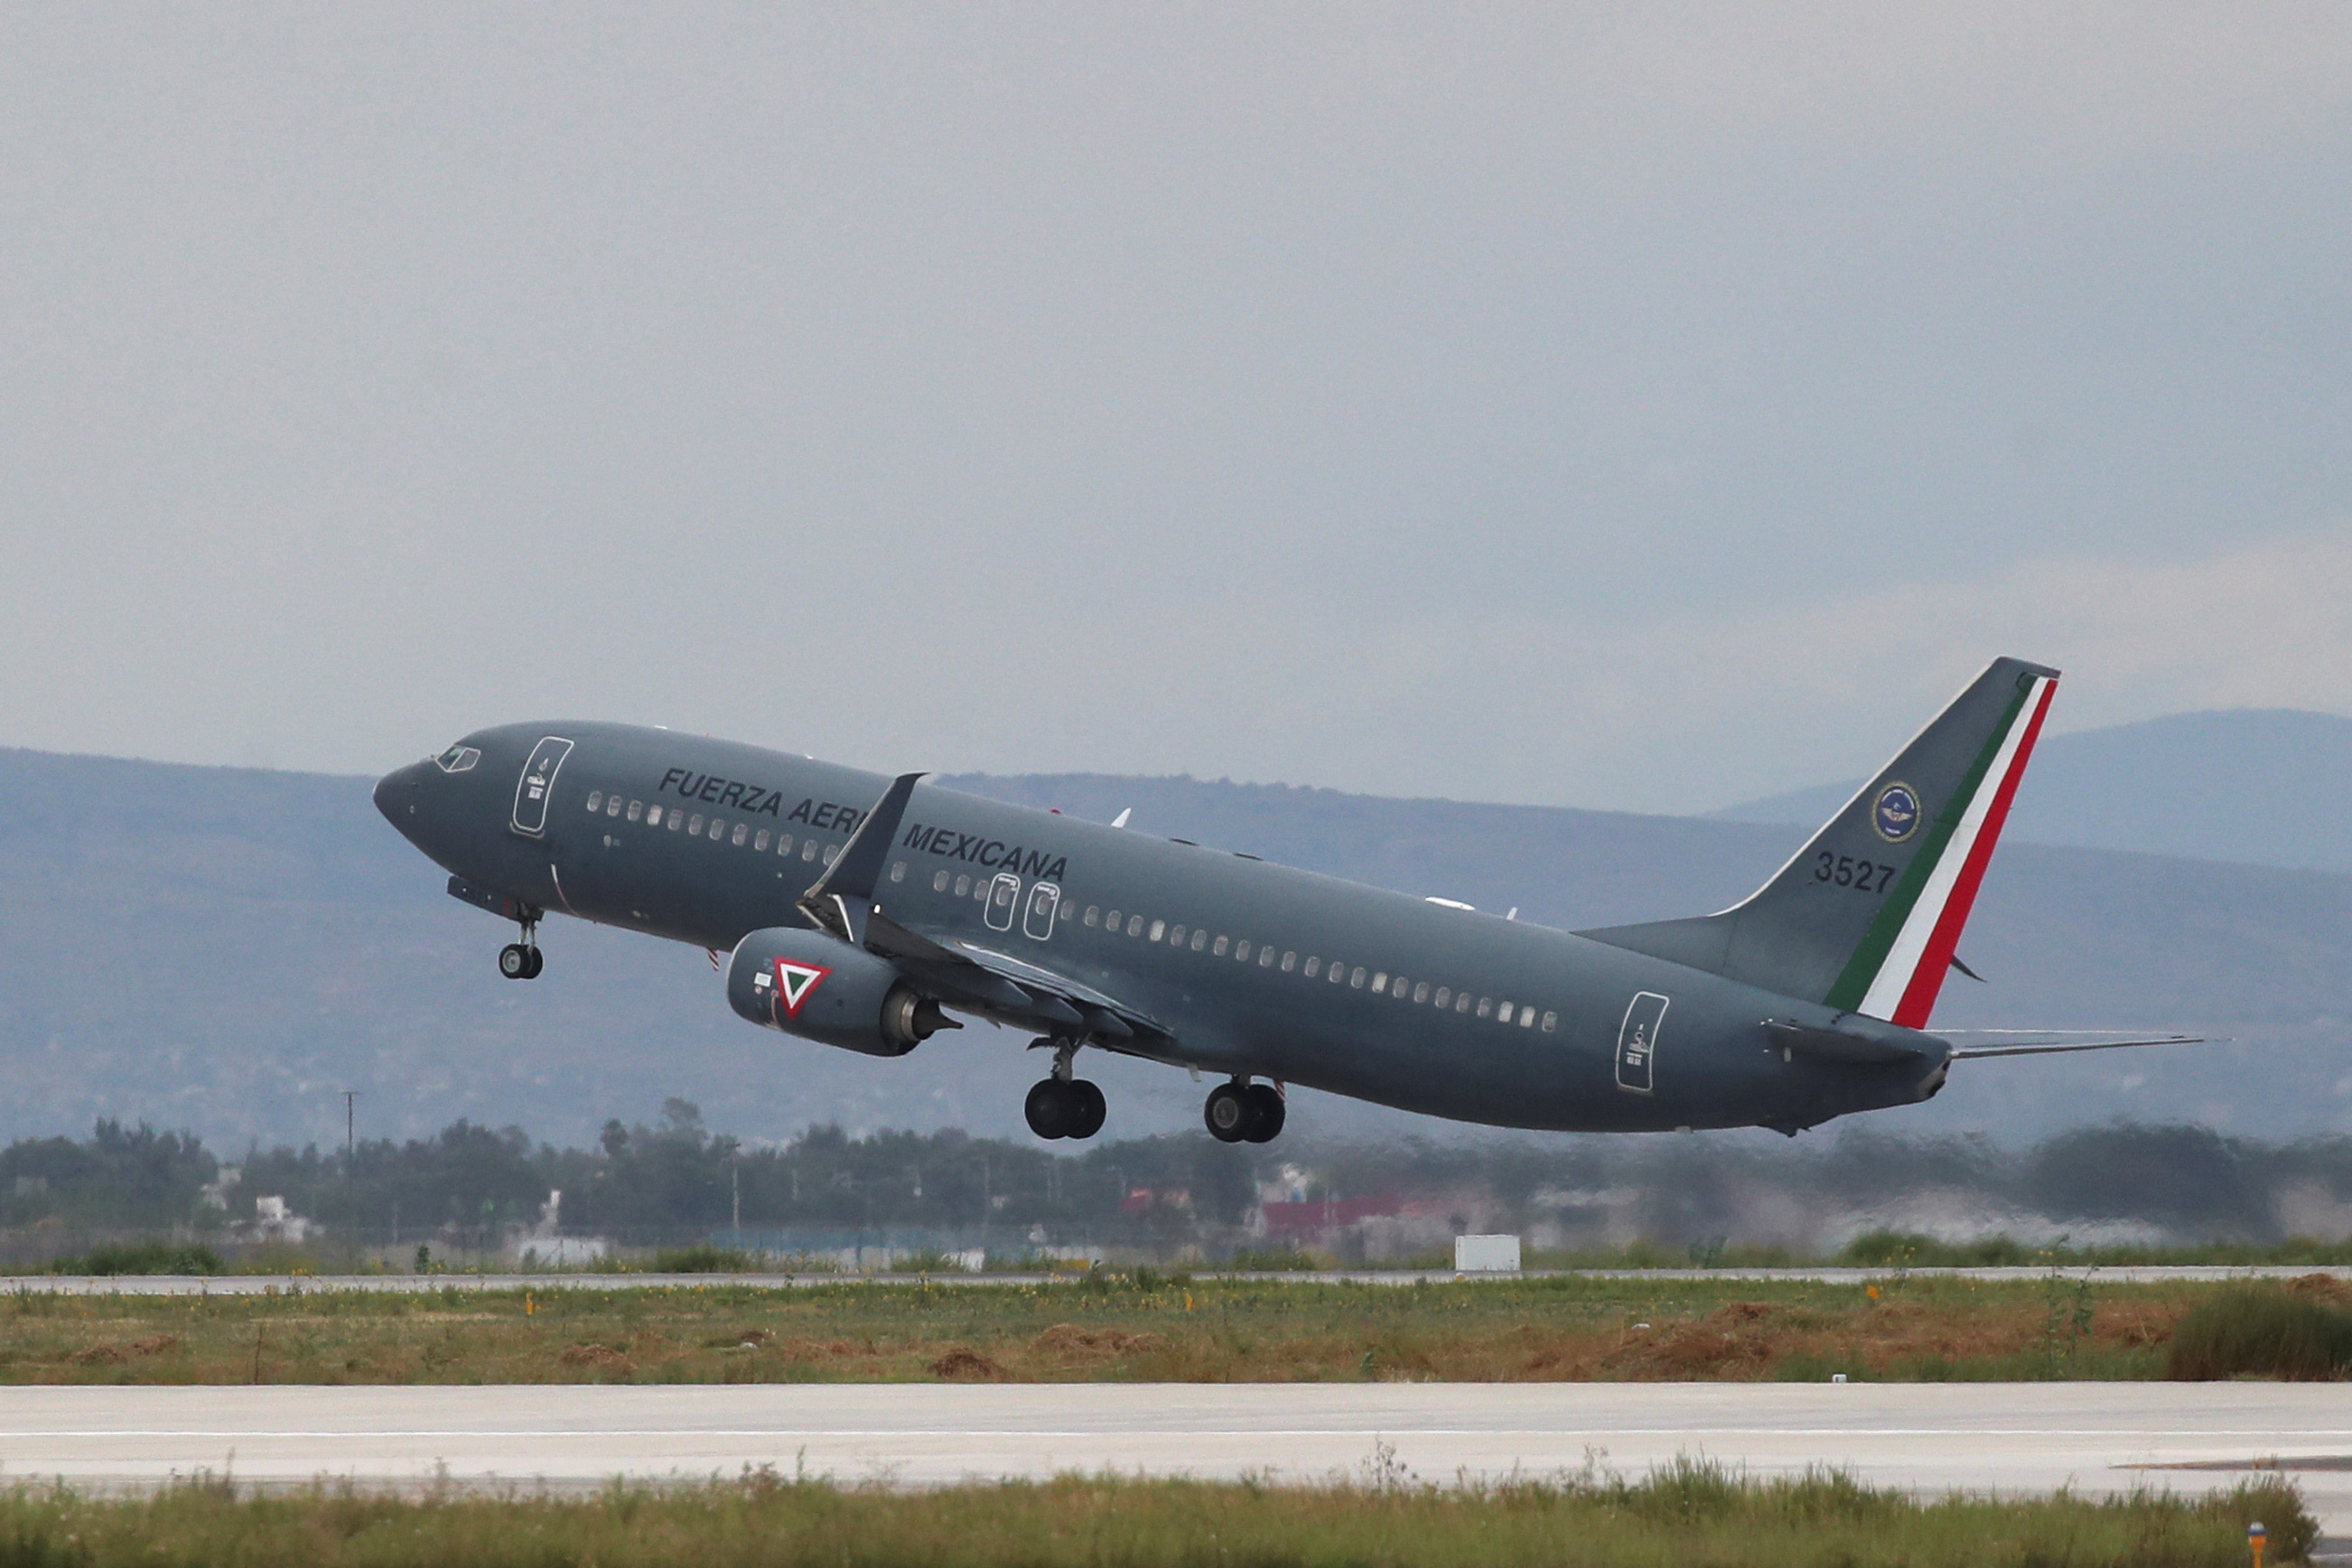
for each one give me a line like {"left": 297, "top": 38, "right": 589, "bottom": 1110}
{"left": 7, "top": 1428, "right": 2352, "bottom": 1442}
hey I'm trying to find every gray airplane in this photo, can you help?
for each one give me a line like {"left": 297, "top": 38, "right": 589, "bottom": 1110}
{"left": 374, "top": 657, "right": 2174, "bottom": 1143}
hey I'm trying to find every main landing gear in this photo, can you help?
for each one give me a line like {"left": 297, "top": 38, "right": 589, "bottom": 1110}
{"left": 1204, "top": 1078, "right": 1284, "bottom": 1143}
{"left": 498, "top": 917, "right": 544, "bottom": 980}
{"left": 1024, "top": 1039, "right": 1106, "bottom": 1141}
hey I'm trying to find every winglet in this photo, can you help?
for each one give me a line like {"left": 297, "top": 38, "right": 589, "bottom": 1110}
{"left": 800, "top": 771, "right": 926, "bottom": 947}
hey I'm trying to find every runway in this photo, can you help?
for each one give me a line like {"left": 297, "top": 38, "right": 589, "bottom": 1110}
{"left": 14, "top": 1265, "right": 2351, "bottom": 1294}
{"left": 0, "top": 1383, "right": 2345, "bottom": 1531}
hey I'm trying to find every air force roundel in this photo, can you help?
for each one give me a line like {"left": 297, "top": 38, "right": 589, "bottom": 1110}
{"left": 1871, "top": 781, "right": 1922, "bottom": 844}
{"left": 771, "top": 958, "right": 831, "bottom": 1017}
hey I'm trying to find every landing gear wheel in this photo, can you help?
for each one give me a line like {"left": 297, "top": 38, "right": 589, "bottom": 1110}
{"left": 1242, "top": 1083, "right": 1284, "bottom": 1143}
{"left": 1067, "top": 1079, "right": 1106, "bottom": 1141}
{"left": 524, "top": 947, "right": 544, "bottom": 979}
{"left": 499, "top": 943, "right": 535, "bottom": 980}
{"left": 1203, "top": 1082, "right": 1252, "bottom": 1143}
{"left": 1025, "top": 1078, "right": 1074, "bottom": 1140}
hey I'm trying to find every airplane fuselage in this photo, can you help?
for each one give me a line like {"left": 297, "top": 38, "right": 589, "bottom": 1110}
{"left": 375, "top": 720, "right": 1949, "bottom": 1137}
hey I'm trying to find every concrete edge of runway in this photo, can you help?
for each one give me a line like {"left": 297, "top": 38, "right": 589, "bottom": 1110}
{"left": 5, "top": 1264, "right": 2347, "bottom": 1295}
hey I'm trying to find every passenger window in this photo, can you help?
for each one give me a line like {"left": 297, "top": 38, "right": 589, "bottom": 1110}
{"left": 1370, "top": 972, "right": 1387, "bottom": 994}
{"left": 890, "top": 862, "right": 905, "bottom": 883}
{"left": 1522, "top": 1009, "right": 1538, "bottom": 1029}
{"left": 1169, "top": 924, "right": 1185, "bottom": 946}
{"left": 824, "top": 845, "right": 839, "bottom": 865}
{"left": 1456, "top": 993, "right": 1472, "bottom": 1013}
{"left": 709, "top": 818, "right": 724, "bottom": 838}
{"left": 1212, "top": 935, "right": 1228, "bottom": 957}
{"left": 1149, "top": 920, "right": 1166, "bottom": 942}
{"left": 1303, "top": 957, "right": 1320, "bottom": 977}
{"left": 732, "top": 823, "right": 750, "bottom": 846}
{"left": 628, "top": 801, "right": 644, "bottom": 823}
{"left": 1235, "top": 940, "right": 1251, "bottom": 962}
{"left": 803, "top": 841, "right": 818, "bottom": 862}
{"left": 667, "top": 809, "right": 683, "bottom": 831}
{"left": 1434, "top": 987, "right": 1451, "bottom": 1008}
{"left": 1497, "top": 1002, "right": 1514, "bottom": 1024}
{"left": 1350, "top": 966, "right": 1366, "bottom": 988}
{"left": 689, "top": 815, "right": 705, "bottom": 835}
{"left": 956, "top": 875, "right": 972, "bottom": 897}
{"left": 1414, "top": 982, "right": 1430, "bottom": 1003}
{"left": 1477, "top": 997, "right": 1492, "bottom": 1018}
{"left": 1260, "top": 947, "right": 1276, "bottom": 967}
{"left": 994, "top": 880, "right": 1013, "bottom": 907}
{"left": 776, "top": 834, "right": 793, "bottom": 854}
{"left": 751, "top": 828, "right": 768, "bottom": 850}
{"left": 586, "top": 791, "right": 603, "bottom": 813}
{"left": 935, "top": 871, "right": 951, "bottom": 892}
{"left": 607, "top": 796, "right": 623, "bottom": 817}
{"left": 647, "top": 804, "right": 663, "bottom": 826}
{"left": 1280, "top": 951, "right": 1294, "bottom": 971}
{"left": 1542, "top": 1011, "right": 1558, "bottom": 1031}
{"left": 1105, "top": 909, "right": 1119, "bottom": 929}
{"left": 1190, "top": 929, "right": 1207, "bottom": 952}
{"left": 1127, "top": 915, "right": 1143, "bottom": 936}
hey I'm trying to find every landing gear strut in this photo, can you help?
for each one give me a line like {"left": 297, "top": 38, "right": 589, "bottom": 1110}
{"left": 1204, "top": 1078, "right": 1283, "bottom": 1143}
{"left": 498, "top": 917, "right": 543, "bottom": 980}
{"left": 1024, "top": 1038, "right": 1106, "bottom": 1140}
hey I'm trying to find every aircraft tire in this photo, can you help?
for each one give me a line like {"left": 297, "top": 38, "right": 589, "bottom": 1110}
{"left": 1024, "top": 1078, "right": 1073, "bottom": 1140}
{"left": 524, "top": 947, "right": 544, "bottom": 979}
{"left": 1203, "top": 1083, "right": 1251, "bottom": 1143}
{"left": 499, "top": 943, "right": 533, "bottom": 980}
{"left": 1242, "top": 1083, "right": 1284, "bottom": 1143}
{"left": 1067, "top": 1079, "right": 1106, "bottom": 1140}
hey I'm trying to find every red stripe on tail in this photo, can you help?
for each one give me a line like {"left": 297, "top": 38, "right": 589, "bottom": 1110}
{"left": 1890, "top": 678, "right": 2057, "bottom": 1029}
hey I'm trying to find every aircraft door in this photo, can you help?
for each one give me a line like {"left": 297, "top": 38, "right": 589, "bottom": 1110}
{"left": 1022, "top": 882, "right": 1059, "bottom": 940}
{"left": 984, "top": 873, "right": 1021, "bottom": 932}
{"left": 1615, "top": 991, "right": 1667, "bottom": 1095}
{"left": 511, "top": 737, "right": 574, "bottom": 838}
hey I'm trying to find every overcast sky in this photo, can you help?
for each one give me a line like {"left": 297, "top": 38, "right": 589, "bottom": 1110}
{"left": 3, "top": 5, "right": 2347, "bottom": 813}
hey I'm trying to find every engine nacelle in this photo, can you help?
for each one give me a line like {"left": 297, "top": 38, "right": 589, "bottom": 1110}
{"left": 723, "top": 926, "right": 950, "bottom": 1057}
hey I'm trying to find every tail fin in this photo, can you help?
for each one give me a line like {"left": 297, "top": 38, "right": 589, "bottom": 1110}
{"left": 1582, "top": 657, "right": 2058, "bottom": 1027}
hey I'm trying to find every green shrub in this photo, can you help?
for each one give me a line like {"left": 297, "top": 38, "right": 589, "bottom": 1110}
{"left": 49, "top": 1240, "right": 222, "bottom": 1275}
{"left": 2167, "top": 1287, "right": 2352, "bottom": 1380}
{"left": 648, "top": 1244, "right": 753, "bottom": 1274}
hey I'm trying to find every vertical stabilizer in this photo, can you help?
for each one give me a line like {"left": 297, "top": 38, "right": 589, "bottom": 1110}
{"left": 1581, "top": 658, "right": 2058, "bottom": 1025}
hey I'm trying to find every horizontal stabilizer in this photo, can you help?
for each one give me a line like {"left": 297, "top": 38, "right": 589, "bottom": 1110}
{"left": 1948, "top": 1032, "right": 2207, "bottom": 1060}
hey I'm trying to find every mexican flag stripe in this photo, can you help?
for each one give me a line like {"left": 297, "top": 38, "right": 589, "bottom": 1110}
{"left": 1858, "top": 674, "right": 2057, "bottom": 1025}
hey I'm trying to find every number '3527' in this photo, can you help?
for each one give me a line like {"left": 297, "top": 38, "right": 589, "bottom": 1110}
{"left": 1815, "top": 852, "right": 1897, "bottom": 892}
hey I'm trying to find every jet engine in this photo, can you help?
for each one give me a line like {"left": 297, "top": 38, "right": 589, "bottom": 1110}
{"left": 723, "top": 926, "right": 953, "bottom": 1057}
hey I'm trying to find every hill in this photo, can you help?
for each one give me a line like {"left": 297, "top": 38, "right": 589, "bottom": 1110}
{"left": 1717, "top": 709, "right": 2352, "bottom": 873}
{"left": 0, "top": 746, "right": 2343, "bottom": 1151}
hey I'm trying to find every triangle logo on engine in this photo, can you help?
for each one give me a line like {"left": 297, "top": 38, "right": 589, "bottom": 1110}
{"left": 772, "top": 959, "right": 831, "bottom": 1018}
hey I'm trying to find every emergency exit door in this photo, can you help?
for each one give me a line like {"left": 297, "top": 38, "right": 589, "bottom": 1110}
{"left": 511, "top": 737, "right": 573, "bottom": 837}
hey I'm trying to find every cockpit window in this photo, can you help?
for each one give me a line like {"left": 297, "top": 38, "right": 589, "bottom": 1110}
{"left": 434, "top": 744, "right": 481, "bottom": 774}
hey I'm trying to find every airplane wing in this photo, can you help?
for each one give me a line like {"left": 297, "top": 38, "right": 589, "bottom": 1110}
{"left": 1941, "top": 1030, "right": 2208, "bottom": 1060}
{"left": 797, "top": 771, "right": 1171, "bottom": 1049}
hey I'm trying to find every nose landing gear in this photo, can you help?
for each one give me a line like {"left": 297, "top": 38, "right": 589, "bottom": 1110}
{"left": 498, "top": 918, "right": 544, "bottom": 980}
{"left": 1204, "top": 1078, "right": 1284, "bottom": 1143}
{"left": 1023, "top": 1038, "right": 1106, "bottom": 1140}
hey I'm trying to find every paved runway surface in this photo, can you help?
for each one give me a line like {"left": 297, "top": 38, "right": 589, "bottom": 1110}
{"left": 14, "top": 1265, "right": 2351, "bottom": 1294}
{"left": 0, "top": 1384, "right": 2344, "bottom": 1529}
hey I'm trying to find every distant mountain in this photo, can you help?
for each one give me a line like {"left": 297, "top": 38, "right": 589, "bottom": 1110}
{"left": 1715, "top": 709, "right": 2352, "bottom": 873}
{"left": 0, "top": 745, "right": 2343, "bottom": 1153}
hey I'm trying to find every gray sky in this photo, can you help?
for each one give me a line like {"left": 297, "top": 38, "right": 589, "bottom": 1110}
{"left": 3, "top": 5, "right": 2347, "bottom": 813}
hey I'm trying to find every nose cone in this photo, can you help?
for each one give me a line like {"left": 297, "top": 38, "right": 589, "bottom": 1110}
{"left": 374, "top": 760, "right": 432, "bottom": 837}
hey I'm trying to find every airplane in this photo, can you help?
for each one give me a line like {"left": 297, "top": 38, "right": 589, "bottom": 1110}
{"left": 373, "top": 656, "right": 2188, "bottom": 1144}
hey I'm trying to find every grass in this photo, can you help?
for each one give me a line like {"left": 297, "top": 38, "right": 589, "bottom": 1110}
{"left": 1, "top": 1270, "right": 2342, "bottom": 1386}
{"left": 0, "top": 1463, "right": 2306, "bottom": 1567}
{"left": 2168, "top": 1284, "right": 2352, "bottom": 1379}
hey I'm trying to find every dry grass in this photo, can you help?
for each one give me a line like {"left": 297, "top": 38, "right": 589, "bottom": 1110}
{"left": 0, "top": 1273, "right": 2305, "bottom": 1385}
{"left": 0, "top": 1464, "right": 2307, "bottom": 1568}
